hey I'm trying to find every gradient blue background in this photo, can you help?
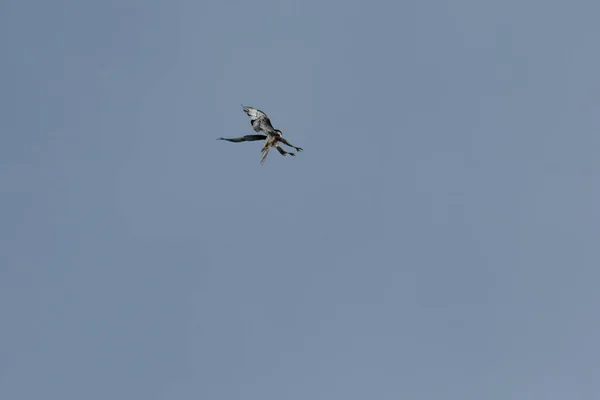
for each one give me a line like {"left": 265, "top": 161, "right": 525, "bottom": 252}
{"left": 2, "top": 1, "right": 599, "bottom": 398}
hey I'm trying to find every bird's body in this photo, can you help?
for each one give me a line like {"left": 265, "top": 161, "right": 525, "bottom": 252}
{"left": 218, "top": 105, "right": 303, "bottom": 164}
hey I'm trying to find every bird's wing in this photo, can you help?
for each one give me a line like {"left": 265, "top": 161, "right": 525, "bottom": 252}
{"left": 275, "top": 145, "right": 296, "bottom": 157}
{"left": 242, "top": 105, "right": 276, "bottom": 133}
{"left": 217, "top": 134, "right": 267, "bottom": 143}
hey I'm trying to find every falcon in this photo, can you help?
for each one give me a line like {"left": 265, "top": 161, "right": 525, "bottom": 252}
{"left": 218, "top": 105, "right": 303, "bottom": 164}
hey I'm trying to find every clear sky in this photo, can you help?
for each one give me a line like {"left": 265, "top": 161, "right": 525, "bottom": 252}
{"left": 1, "top": 1, "right": 599, "bottom": 399}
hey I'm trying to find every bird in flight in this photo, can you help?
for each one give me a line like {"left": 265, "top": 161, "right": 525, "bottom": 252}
{"left": 218, "top": 105, "right": 303, "bottom": 164}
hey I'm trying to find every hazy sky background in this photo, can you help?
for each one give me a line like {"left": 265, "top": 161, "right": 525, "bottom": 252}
{"left": 2, "top": 1, "right": 599, "bottom": 399}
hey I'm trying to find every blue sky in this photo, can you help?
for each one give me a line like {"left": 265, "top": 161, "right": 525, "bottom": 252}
{"left": 1, "top": 1, "right": 599, "bottom": 399}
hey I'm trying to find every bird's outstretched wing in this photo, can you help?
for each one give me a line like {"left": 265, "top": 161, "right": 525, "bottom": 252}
{"left": 242, "top": 105, "right": 276, "bottom": 134}
{"left": 217, "top": 134, "right": 267, "bottom": 143}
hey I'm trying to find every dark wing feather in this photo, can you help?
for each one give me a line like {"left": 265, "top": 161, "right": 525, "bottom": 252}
{"left": 217, "top": 134, "right": 267, "bottom": 143}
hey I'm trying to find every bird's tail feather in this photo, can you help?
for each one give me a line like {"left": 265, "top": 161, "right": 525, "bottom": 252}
{"left": 260, "top": 145, "right": 271, "bottom": 165}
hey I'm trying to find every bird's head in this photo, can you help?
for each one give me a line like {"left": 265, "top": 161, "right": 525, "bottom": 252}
{"left": 274, "top": 129, "right": 283, "bottom": 137}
